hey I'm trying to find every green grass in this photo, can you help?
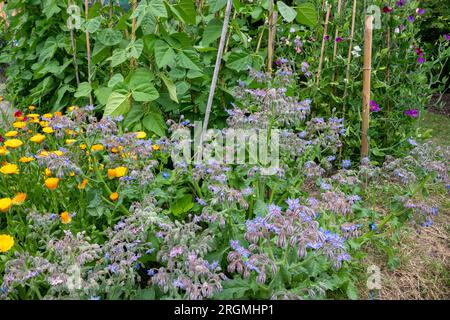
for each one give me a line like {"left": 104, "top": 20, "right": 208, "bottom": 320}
{"left": 418, "top": 111, "right": 450, "bottom": 146}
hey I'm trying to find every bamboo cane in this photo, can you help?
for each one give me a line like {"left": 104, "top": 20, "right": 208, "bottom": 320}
{"left": 85, "top": 0, "right": 93, "bottom": 105}
{"left": 343, "top": 0, "right": 357, "bottom": 98}
{"left": 361, "top": 15, "right": 374, "bottom": 159}
{"left": 130, "top": 0, "right": 137, "bottom": 69}
{"left": 196, "top": 0, "right": 233, "bottom": 162}
{"left": 316, "top": 4, "right": 331, "bottom": 85}
{"left": 267, "top": 0, "right": 275, "bottom": 73}
{"left": 332, "top": 0, "right": 343, "bottom": 62}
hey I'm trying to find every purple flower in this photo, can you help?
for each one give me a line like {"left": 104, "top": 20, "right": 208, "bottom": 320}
{"left": 407, "top": 15, "right": 415, "bottom": 23}
{"left": 342, "top": 159, "right": 351, "bottom": 169}
{"left": 395, "top": 0, "right": 406, "bottom": 7}
{"left": 416, "top": 8, "right": 425, "bottom": 15}
{"left": 404, "top": 109, "right": 419, "bottom": 118}
{"left": 335, "top": 37, "right": 343, "bottom": 43}
{"left": 444, "top": 34, "right": 450, "bottom": 41}
{"left": 417, "top": 55, "right": 425, "bottom": 64}
{"left": 369, "top": 100, "right": 381, "bottom": 112}
{"left": 324, "top": 35, "right": 330, "bottom": 41}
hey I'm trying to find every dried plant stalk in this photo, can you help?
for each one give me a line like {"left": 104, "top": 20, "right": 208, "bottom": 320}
{"left": 316, "top": 4, "right": 331, "bottom": 85}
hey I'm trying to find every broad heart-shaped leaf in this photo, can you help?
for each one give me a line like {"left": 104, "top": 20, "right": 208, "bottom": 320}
{"left": 127, "top": 39, "right": 144, "bottom": 59}
{"left": 176, "top": 50, "right": 202, "bottom": 71}
{"left": 123, "top": 103, "right": 144, "bottom": 129}
{"left": 97, "top": 29, "right": 123, "bottom": 46}
{"left": 142, "top": 106, "right": 167, "bottom": 136}
{"left": 104, "top": 91, "right": 131, "bottom": 117}
{"left": 159, "top": 73, "right": 178, "bottom": 103}
{"left": 296, "top": 3, "right": 318, "bottom": 27}
{"left": 131, "top": 83, "right": 159, "bottom": 102}
{"left": 128, "top": 69, "right": 155, "bottom": 88}
{"left": 108, "top": 74, "right": 124, "bottom": 88}
{"left": 94, "top": 86, "right": 113, "bottom": 105}
{"left": 74, "top": 82, "right": 92, "bottom": 98}
{"left": 210, "top": 0, "right": 227, "bottom": 13}
{"left": 85, "top": 17, "right": 102, "bottom": 33}
{"left": 42, "top": 0, "right": 60, "bottom": 18}
{"left": 170, "top": 194, "right": 194, "bottom": 217}
{"left": 201, "top": 18, "right": 223, "bottom": 46}
{"left": 174, "top": 0, "right": 197, "bottom": 25}
{"left": 148, "top": 0, "right": 168, "bottom": 17}
{"left": 111, "top": 49, "right": 127, "bottom": 67}
{"left": 277, "top": 1, "right": 297, "bottom": 22}
{"left": 154, "top": 40, "right": 176, "bottom": 68}
{"left": 225, "top": 51, "right": 252, "bottom": 72}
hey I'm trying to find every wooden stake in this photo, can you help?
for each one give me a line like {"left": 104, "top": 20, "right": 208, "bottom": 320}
{"left": 343, "top": 0, "right": 357, "bottom": 98}
{"left": 197, "top": 0, "right": 233, "bottom": 161}
{"left": 130, "top": 0, "right": 137, "bottom": 69}
{"left": 316, "top": 4, "right": 331, "bottom": 85}
{"left": 84, "top": 0, "right": 93, "bottom": 105}
{"left": 332, "top": 0, "right": 343, "bottom": 62}
{"left": 361, "top": 15, "right": 374, "bottom": 159}
{"left": 267, "top": 0, "right": 276, "bottom": 73}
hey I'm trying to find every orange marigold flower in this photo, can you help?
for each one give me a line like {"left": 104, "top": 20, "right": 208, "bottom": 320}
{"left": 114, "top": 166, "right": 127, "bottom": 178}
{"left": 12, "top": 193, "right": 27, "bottom": 205}
{"left": 109, "top": 192, "right": 119, "bottom": 202}
{"left": 91, "top": 144, "right": 104, "bottom": 152}
{"left": 78, "top": 179, "right": 88, "bottom": 189}
{"left": 60, "top": 211, "right": 71, "bottom": 224}
{"left": 45, "top": 177, "right": 60, "bottom": 190}
{"left": 107, "top": 169, "right": 117, "bottom": 179}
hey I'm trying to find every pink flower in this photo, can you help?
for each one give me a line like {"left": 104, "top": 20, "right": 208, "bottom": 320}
{"left": 370, "top": 100, "right": 380, "bottom": 112}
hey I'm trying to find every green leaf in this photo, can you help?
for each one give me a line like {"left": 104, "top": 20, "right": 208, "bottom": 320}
{"left": 127, "top": 39, "right": 144, "bottom": 59}
{"left": 131, "top": 83, "right": 159, "bottom": 102}
{"left": 108, "top": 74, "right": 124, "bottom": 88}
{"left": 148, "top": 0, "right": 168, "bottom": 18}
{"left": 296, "top": 3, "right": 317, "bottom": 26}
{"left": 97, "top": 29, "right": 123, "bottom": 46}
{"left": 201, "top": 18, "right": 223, "bottom": 46}
{"left": 74, "top": 82, "right": 92, "bottom": 98}
{"left": 174, "top": 0, "right": 197, "bottom": 25}
{"left": 104, "top": 91, "right": 131, "bottom": 117}
{"left": 111, "top": 49, "right": 127, "bottom": 67}
{"left": 143, "top": 107, "right": 167, "bottom": 136}
{"left": 85, "top": 17, "right": 102, "bottom": 33}
{"left": 154, "top": 40, "right": 176, "bottom": 68}
{"left": 214, "top": 277, "right": 250, "bottom": 299}
{"left": 170, "top": 194, "right": 194, "bottom": 217}
{"left": 123, "top": 103, "right": 144, "bottom": 129}
{"left": 225, "top": 51, "right": 252, "bottom": 72}
{"left": 176, "top": 50, "right": 202, "bottom": 71}
{"left": 94, "top": 87, "right": 113, "bottom": 105}
{"left": 346, "top": 282, "right": 358, "bottom": 300}
{"left": 277, "top": 1, "right": 297, "bottom": 23}
{"left": 42, "top": 0, "right": 61, "bottom": 18}
{"left": 160, "top": 73, "right": 178, "bottom": 103}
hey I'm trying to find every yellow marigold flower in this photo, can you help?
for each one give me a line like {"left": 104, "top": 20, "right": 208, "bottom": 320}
{"left": 12, "top": 121, "right": 26, "bottom": 129}
{"left": 79, "top": 144, "right": 87, "bottom": 150}
{"left": 45, "top": 168, "right": 52, "bottom": 177}
{"left": 27, "top": 113, "right": 40, "bottom": 119}
{"left": 37, "top": 150, "right": 49, "bottom": 158}
{"left": 4, "top": 139, "right": 23, "bottom": 149}
{"left": 0, "top": 198, "right": 13, "bottom": 213}
{"left": 43, "top": 127, "right": 54, "bottom": 134}
{"left": 152, "top": 145, "right": 160, "bottom": 151}
{"left": 91, "top": 144, "right": 104, "bottom": 152}
{"left": 42, "top": 113, "right": 52, "bottom": 120}
{"left": 0, "top": 146, "right": 9, "bottom": 156}
{"left": 12, "top": 193, "right": 27, "bottom": 205}
{"left": 68, "top": 106, "right": 78, "bottom": 112}
{"left": 28, "top": 105, "right": 36, "bottom": 111}
{"left": 135, "top": 131, "right": 147, "bottom": 139}
{"left": 66, "top": 139, "right": 77, "bottom": 145}
{"left": 0, "top": 96, "right": 3, "bottom": 102}
{"left": 78, "top": 179, "right": 88, "bottom": 189}
{"left": 69, "top": 172, "right": 75, "bottom": 177}
{"left": 107, "top": 169, "right": 116, "bottom": 179}
{"left": 5, "top": 131, "right": 18, "bottom": 137}
{"left": 39, "top": 121, "right": 49, "bottom": 127}
{"left": 60, "top": 211, "right": 71, "bottom": 224}
{"left": 114, "top": 166, "right": 127, "bottom": 178}
{"left": 0, "top": 163, "right": 19, "bottom": 175}
{"left": 45, "top": 177, "right": 60, "bottom": 190}
{"left": 109, "top": 192, "right": 119, "bottom": 202}
{"left": 66, "top": 129, "right": 75, "bottom": 136}
{"left": 0, "top": 234, "right": 14, "bottom": 253}
{"left": 30, "top": 134, "right": 46, "bottom": 144}
{"left": 52, "top": 150, "right": 64, "bottom": 157}
{"left": 19, "top": 156, "right": 34, "bottom": 163}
